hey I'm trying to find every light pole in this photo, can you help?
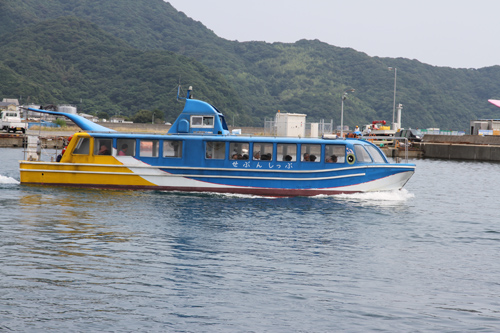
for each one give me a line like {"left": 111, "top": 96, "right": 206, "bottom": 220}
{"left": 388, "top": 67, "right": 397, "bottom": 128}
{"left": 340, "top": 89, "right": 355, "bottom": 138}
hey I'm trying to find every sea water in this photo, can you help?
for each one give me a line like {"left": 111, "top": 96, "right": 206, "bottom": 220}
{"left": 1, "top": 147, "right": 500, "bottom": 332}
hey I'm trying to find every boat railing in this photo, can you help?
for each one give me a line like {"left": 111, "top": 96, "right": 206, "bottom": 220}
{"left": 359, "top": 136, "right": 410, "bottom": 163}
{"left": 23, "top": 133, "right": 64, "bottom": 162}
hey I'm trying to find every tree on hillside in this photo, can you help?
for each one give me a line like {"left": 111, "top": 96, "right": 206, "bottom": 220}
{"left": 132, "top": 109, "right": 153, "bottom": 123}
{"left": 152, "top": 108, "right": 164, "bottom": 124}
{"left": 97, "top": 111, "right": 109, "bottom": 120}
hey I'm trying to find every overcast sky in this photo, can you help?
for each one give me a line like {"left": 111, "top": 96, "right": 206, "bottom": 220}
{"left": 166, "top": 0, "right": 499, "bottom": 69}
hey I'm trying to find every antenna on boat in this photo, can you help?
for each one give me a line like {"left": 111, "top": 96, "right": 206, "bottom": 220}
{"left": 176, "top": 84, "right": 193, "bottom": 101}
{"left": 176, "top": 84, "right": 182, "bottom": 101}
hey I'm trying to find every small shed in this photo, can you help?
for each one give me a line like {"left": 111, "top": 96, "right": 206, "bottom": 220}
{"left": 275, "top": 112, "right": 306, "bottom": 137}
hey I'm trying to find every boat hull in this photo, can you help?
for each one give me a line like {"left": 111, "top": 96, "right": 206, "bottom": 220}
{"left": 20, "top": 160, "right": 415, "bottom": 196}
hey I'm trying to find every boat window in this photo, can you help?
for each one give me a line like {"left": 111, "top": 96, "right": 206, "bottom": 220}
{"left": 164, "top": 140, "right": 182, "bottom": 158}
{"left": 301, "top": 144, "right": 321, "bottom": 162}
{"left": 117, "top": 139, "right": 136, "bottom": 156}
{"left": 253, "top": 143, "right": 273, "bottom": 161}
{"left": 140, "top": 140, "right": 159, "bottom": 157}
{"left": 72, "top": 137, "right": 90, "bottom": 155}
{"left": 191, "top": 116, "right": 214, "bottom": 128}
{"left": 230, "top": 142, "right": 249, "bottom": 160}
{"left": 354, "top": 145, "right": 373, "bottom": 163}
{"left": 94, "top": 138, "right": 112, "bottom": 155}
{"left": 206, "top": 141, "right": 226, "bottom": 159}
{"left": 277, "top": 144, "right": 297, "bottom": 161}
{"left": 325, "top": 145, "right": 345, "bottom": 163}
{"left": 364, "top": 145, "right": 387, "bottom": 163}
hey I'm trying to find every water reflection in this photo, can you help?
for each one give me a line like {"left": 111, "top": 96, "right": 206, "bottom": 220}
{"left": 5, "top": 156, "right": 500, "bottom": 331}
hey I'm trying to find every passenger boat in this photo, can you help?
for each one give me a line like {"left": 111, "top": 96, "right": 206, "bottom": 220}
{"left": 19, "top": 88, "right": 415, "bottom": 196}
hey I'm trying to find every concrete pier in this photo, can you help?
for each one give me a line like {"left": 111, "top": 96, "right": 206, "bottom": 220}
{"left": 4, "top": 130, "right": 500, "bottom": 162}
{"left": 420, "top": 135, "right": 500, "bottom": 161}
{"left": 0, "top": 133, "right": 25, "bottom": 148}
{"left": 0, "top": 133, "right": 66, "bottom": 149}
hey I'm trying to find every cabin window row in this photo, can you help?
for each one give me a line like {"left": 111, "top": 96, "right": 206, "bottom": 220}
{"left": 74, "top": 138, "right": 183, "bottom": 158}
{"left": 74, "top": 138, "right": 385, "bottom": 164}
{"left": 206, "top": 142, "right": 346, "bottom": 163}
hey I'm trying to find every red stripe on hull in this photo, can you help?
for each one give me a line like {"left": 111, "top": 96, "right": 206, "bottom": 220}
{"left": 21, "top": 182, "right": 359, "bottom": 197}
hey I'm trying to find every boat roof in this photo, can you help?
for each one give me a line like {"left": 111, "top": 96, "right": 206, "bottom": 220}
{"left": 24, "top": 107, "right": 115, "bottom": 132}
{"left": 23, "top": 92, "right": 375, "bottom": 147}
{"left": 167, "top": 98, "right": 230, "bottom": 135}
{"left": 88, "top": 131, "right": 374, "bottom": 148}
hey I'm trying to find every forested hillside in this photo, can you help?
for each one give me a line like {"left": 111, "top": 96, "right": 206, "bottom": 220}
{"left": 1, "top": 0, "right": 500, "bottom": 130}
{"left": 0, "top": 17, "right": 247, "bottom": 124}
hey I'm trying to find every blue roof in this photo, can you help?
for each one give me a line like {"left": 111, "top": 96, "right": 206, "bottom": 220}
{"left": 168, "top": 99, "right": 229, "bottom": 135}
{"left": 26, "top": 107, "right": 115, "bottom": 132}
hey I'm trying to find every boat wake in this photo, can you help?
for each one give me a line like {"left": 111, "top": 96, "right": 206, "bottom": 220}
{"left": 314, "top": 188, "right": 414, "bottom": 204}
{"left": 0, "top": 174, "right": 20, "bottom": 185}
{"left": 160, "top": 189, "right": 414, "bottom": 201}
{"left": 339, "top": 188, "right": 413, "bottom": 199}
{"left": 161, "top": 190, "right": 277, "bottom": 199}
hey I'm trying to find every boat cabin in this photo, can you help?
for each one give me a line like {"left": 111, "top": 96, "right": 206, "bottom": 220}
{"left": 168, "top": 98, "right": 229, "bottom": 135}
{"left": 60, "top": 130, "right": 389, "bottom": 170}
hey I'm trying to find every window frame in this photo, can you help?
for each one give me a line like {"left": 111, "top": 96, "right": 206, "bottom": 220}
{"left": 139, "top": 139, "right": 159, "bottom": 158}
{"left": 116, "top": 139, "right": 136, "bottom": 157}
{"left": 364, "top": 145, "right": 387, "bottom": 163}
{"left": 252, "top": 142, "right": 274, "bottom": 161}
{"left": 191, "top": 115, "right": 215, "bottom": 128}
{"left": 325, "top": 144, "right": 346, "bottom": 163}
{"left": 301, "top": 144, "right": 322, "bottom": 162}
{"left": 205, "top": 141, "right": 226, "bottom": 160}
{"left": 229, "top": 142, "right": 249, "bottom": 160}
{"left": 277, "top": 143, "right": 297, "bottom": 162}
{"left": 72, "top": 137, "right": 91, "bottom": 155}
{"left": 93, "top": 138, "right": 112, "bottom": 156}
{"left": 354, "top": 145, "right": 373, "bottom": 163}
{"left": 163, "top": 140, "right": 183, "bottom": 158}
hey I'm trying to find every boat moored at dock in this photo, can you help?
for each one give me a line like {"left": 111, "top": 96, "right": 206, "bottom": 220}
{"left": 19, "top": 88, "right": 415, "bottom": 196}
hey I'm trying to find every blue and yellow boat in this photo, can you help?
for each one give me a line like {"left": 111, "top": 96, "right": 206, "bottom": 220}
{"left": 20, "top": 89, "right": 415, "bottom": 196}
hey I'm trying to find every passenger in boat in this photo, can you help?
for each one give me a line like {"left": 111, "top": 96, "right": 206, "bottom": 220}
{"left": 118, "top": 144, "right": 128, "bottom": 156}
{"left": 253, "top": 151, "right": 260, "bottom": 160}
{"left": 310, "top": 155, "right": 317, "bottom": 162}
{"left": 261, "top": 153, "right": 272, "bottom": 161}
{"left": 231, "top": 153, "right": 239, "bottom": 160}
{"left": 303, "top": 153, "right": 310, "bottom": 161}
{"left": 98, "top": 144, "right": 110, "bottom": 155}
{"left": 326, "top": 155, "right": 338, "bottom": 163}
{"left": 241, "top": 154, "right": 249, "bottom": 160}
{"left": 284, "top": 155, "right": 292, "bottom": 161}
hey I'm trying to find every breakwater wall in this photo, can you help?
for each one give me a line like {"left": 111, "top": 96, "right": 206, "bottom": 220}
{"left": 0, "top": 133, "right": 65, "bottom": 149}
{"left": 421, "top": 135, "right": 500, "bottom": 161}
{"left": 5, "top": 130, "right": 499, "bottom": 162}
{"left": 98, "top": 123, "right": 265, "bottom": 135}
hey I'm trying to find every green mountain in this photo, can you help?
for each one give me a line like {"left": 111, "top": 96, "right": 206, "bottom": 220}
{"left": 0, "top": 17, "right": 246, "bottom": 124}
{"left": 1, "top": 0, "right": 500, "bottom": 130}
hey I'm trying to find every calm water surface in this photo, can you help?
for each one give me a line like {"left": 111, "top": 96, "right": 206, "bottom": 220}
{"left": 1, "top": 147, "right": 500, "bottom": 332}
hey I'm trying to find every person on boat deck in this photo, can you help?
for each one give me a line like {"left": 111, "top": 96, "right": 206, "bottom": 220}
{"left": 118, "top": 144, "right": 128, "bottom": 156}
{"left": 98, "top": 144, "right": 110, "bottom": 155}
{"left": 56, "top": 135, "right": 73, "bottom": 162}
{"left": 303, "top": 153, "right": 310, "bottom": 161}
